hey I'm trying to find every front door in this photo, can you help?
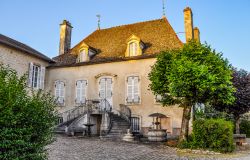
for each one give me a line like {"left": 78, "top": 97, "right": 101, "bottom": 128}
{"left": 99, "top": 77, "right": 113, "bottom": 109}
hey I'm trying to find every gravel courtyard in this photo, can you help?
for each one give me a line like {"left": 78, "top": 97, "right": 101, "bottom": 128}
{"left": 47, "top": 135, "right": 250, "bottom": 160}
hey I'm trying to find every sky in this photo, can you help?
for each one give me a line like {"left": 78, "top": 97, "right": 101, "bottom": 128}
{"left": 0, "top": 0, "right": 250, "bottom": 70}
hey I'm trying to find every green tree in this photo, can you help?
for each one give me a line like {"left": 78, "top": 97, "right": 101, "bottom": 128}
{"left": 0, "top": 65, "right": 57, "bottom": 160}
{"left": 148, "top": 41, "right": 235, "bottom": 142}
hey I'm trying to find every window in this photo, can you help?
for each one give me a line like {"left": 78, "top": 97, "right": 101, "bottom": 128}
{"left": 28, "top": 62, "right": 45, "bottom": 89}
{"left": 99, "top": 77, "right": 113, "bottom": 107}
{"left": 55, "top": 81, "right": 65, "bottom": 105}
{"left": 129, "top": 42, "right": 138, "bottom": 56}
{"left": 126, "top": 76, "right": 140, "bottom": 104}
{"left": 75, "top": 80, "right": 87, "bottom": 105}
{"left": 78, "top": 49, "right": 88, "bottom": 62}
{"left": 131, "top": 117, "right": 140, "bottom": 133}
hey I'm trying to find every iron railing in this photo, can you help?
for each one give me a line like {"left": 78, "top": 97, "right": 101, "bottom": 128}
{"left": 57, "top": 99, "right": 112, "bottom": 126}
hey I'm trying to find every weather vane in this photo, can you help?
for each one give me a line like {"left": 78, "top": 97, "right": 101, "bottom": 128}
{"left": 162, "top": 0, "right": 166, "bottom": 17}
{"left": 96, "top": 14, "right": 101, "bottom": 30}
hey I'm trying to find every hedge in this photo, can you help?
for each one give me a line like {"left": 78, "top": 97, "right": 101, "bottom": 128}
{"left": 192, "top": 119, "right": 235, "bottom": 153}
{"left": 0, "top": 65, "right": 57, "bottom": 160}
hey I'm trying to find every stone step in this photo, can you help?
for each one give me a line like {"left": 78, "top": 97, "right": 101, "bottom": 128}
{"left": 112, "top": 124, "right": 130, "bottom": 127}
{"left": 109, "top": 130, "right": 126, "bottom": 134}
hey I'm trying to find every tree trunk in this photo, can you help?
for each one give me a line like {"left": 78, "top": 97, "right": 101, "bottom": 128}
{"left": 235, "top": 116, "right": 240, "bottom": 134}
{"left": 179, "top": 104, "right": 192, "bottom": 143}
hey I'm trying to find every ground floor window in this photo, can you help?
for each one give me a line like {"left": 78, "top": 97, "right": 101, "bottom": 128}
{"left": 131, "top": 117, "right": 140, "bottom": 133}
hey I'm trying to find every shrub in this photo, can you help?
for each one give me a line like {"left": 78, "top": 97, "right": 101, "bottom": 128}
{"left": 0, "top": 65, "right": 57, "bottom": 160}
{"left": 240, "top": 119, "right": 250, "bottom": 137}
{"left": 192, "top": 119, "right": 235, "bottom": 153}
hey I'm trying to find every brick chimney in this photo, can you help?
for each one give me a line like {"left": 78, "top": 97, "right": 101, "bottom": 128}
{"left": 59, "top": 20, "right": 73, "bottom": 55}
{"left": 194, "top": 27, "right": 200, "bottom": 43}
{"left": 183, "top": 7, "right": 194, "bottom": 42}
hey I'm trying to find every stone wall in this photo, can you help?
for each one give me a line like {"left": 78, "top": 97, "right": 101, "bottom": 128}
{"left": 0, "top": 44, "right": 49, "bottom": 83}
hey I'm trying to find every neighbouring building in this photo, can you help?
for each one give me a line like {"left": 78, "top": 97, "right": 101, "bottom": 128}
{"left": 0, "top": 34, "right": 53, "bottom": 90}
{"left": 0, "top": 7, "right": 201, "bottom": 138}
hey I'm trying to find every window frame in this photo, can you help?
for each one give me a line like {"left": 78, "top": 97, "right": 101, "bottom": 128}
{"left": 54, "top": 80, "right": 66, "bottom": 106}
{"left": 28, "top": 62, "right": 45, "bottom": 90}
{"left": 75, "top": 79, "right": 88, "bottom": 105}
{"left": 32, "top": 64, "right": 40, "bottom": 89}
{"left": 98, "top": 76, "right": 113, "bottom": 107}
{"left": 125, "top": 75, "right": 141, "bottom": 105}
{"left": 129, "top": 42, "right": 138, "bottom": 57}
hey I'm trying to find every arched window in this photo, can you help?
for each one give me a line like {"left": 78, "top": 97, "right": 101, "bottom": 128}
{"left": 129, "top": 42, "right": 138, "bottom": 56}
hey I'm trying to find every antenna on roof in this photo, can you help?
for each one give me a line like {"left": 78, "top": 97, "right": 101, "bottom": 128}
{"left": 96, "top": 14, "right": 101, "bottom": 30}
{"left": 162, "top": 0, "right": 166, "bottom": 17}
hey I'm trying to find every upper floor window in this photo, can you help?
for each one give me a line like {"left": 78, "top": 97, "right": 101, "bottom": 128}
{"left": 78, "top": 49, "right": 88, "bottom": 62}
{"left": 126, "top": 35, "right": 144, "bottom": 57}
{"left": 55, "top": 80, "right": 65, "bottom": 105}
{"left": 129, "top": 42, "right": 138, "bottom": 56}
{"left": 75, "top": 80, "right": 87, "bottom": 105}
{"left": 126, "top": 76, "right": 140, "bottom": 104}
{"left": 28, "top": 62, "right": 45, "bottom": 90}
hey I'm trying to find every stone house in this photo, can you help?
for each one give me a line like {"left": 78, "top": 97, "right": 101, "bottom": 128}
{"left": 47, "top": 7, "right": 200, "bottom": 137}
{"left": 0, "top": 7, "right": 200, "bottom": 137}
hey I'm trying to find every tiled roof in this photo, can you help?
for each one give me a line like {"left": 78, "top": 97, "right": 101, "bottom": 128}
{"left": 52, "top": 17, "right": 183, "bottom": 67}
{"left": 0, "top": 34, "right": 53, "bottom": 62}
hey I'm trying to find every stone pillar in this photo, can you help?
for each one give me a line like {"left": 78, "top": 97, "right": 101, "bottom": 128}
{"left": 100, "top": 113, "right": 109, "bottom": 131}
{"left": 194, "top": 27, "right": 200, "bottom": 43}
{"left": 59, "top": 20, "right": 73, "bottom": 55}
{"left": 184, "top": 7, "right": 194, "bottom": 42}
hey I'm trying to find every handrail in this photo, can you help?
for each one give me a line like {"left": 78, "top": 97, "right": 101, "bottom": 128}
{"left": 56, "top": 99, "right": 112, "bottom": 126}
{"left": 119, "top": 104, "right": 131, "bottom": 124}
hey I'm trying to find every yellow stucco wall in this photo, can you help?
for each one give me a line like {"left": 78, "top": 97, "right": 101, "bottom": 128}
{"left": 47, "top": 58, "right": 183, "bottom": 134}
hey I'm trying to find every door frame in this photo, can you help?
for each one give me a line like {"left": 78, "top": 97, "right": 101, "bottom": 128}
{"left": 98, "top": 76, "right": 113, "bottom": 107}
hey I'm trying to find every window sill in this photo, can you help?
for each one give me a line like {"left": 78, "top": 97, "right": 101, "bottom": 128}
{"left": 126, "top": 102, "right": 141, "bottom": 106}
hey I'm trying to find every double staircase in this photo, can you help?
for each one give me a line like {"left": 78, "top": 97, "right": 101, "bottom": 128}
{"left": 55, "top": 100, "right": 131, "bottom": 141}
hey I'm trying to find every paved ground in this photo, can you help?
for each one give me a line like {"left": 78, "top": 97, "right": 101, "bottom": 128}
{"left": 47, "top": 135, "right": 250, "bottom": 160}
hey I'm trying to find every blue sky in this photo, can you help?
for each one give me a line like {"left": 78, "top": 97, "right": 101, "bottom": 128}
{"left": 0, "top": 0, "right": 250, "bottom": 70}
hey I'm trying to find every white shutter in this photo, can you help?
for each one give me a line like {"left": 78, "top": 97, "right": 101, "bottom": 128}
{"left": 28, "top": 62, "right": 33, "bottom": 87}
{"left": 81, "top": 80, "right": 87, "bottom": 104}
{"left": 59, "top": 82, "right": 65, "bottom": 104}
{"left": 55, "top": 81, "right": 60, "bottom": 102}
{"left": 76, "top": 81, "right": 81, "bottom": 104}
{"left": 106, "top": 78, "right": 112, "bottom": 98}
{"left": 133, "top": 76, "right": 140, "bottom": 103}
{"left": 127, "top": 76, "right": 140, "bottom": 103}
{"left": 99, "top": 78, "right": 106, "bottom": 99}
{"left": 55, "top": 81, "right": 65, "bottom": 105}
{"left": 37, "top": 67, "right": 41, "bottom": 89}
{"left": 127, "top": 77, "right": 133, "bottom": 103}
{"left": 40, "top": 66, "right": 45, "bottom": 90}
{"left": 106, "top": 78, "right": 112, "bottom": 106}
